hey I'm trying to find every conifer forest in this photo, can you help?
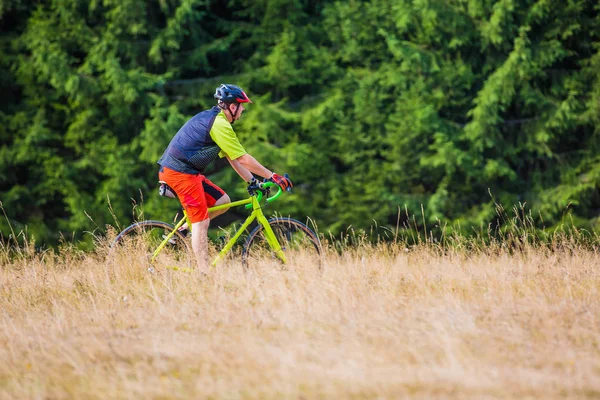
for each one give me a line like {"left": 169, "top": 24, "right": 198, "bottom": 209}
{"left": 2, "top": 0, "right": 600, "bottom": 246}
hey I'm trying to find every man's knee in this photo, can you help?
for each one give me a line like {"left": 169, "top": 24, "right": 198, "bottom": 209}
{"left": 216, "top": 193, "right": 231, "bottom": 212}
{"left": 219, "top": 193, "right": 231, "bottom": 205}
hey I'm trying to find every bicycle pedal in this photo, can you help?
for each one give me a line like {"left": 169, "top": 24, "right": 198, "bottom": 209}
{"left": 162, "top": 235, "right": 178, "bottom": 245}
{"left": 162, "top": 228, "right": 190, "bottom": 244}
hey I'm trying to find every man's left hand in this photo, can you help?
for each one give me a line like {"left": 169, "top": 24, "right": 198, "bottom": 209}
{"left": 269, "top": 173, "right": 293, "bottom": 192}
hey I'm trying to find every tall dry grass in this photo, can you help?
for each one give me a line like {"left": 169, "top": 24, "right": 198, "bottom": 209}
{"left": 0, "top": 231, "right": 599, "bottom": 399}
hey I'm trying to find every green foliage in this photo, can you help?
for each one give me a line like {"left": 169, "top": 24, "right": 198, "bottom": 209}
{"left": 1, "top": 0, "right": 599, "bottom": 247}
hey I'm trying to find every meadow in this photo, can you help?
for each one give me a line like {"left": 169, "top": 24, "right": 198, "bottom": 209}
{"left": 0, "top": 231, "right": 599, "bottom": 399}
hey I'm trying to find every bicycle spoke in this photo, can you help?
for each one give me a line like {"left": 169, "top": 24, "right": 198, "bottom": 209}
{"left": 109, "top": 220, "right": 193, "bottom": 272}
{"left": 242, "top": 218, "right": 322, "bottom": 269}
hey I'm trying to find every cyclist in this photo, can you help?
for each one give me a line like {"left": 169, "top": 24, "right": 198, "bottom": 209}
{"left": 157, "top": 84, "right": 293, "bottom": 274}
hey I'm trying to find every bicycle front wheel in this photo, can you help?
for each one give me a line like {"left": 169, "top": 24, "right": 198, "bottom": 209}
{"left": 242, "top": 217, "right": 322, "bottom": 269}
{"left": 109, "top": 220, "right": 193, "bottom": 272}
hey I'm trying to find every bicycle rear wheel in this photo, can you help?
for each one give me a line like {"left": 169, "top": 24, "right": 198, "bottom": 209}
{"left": 109, "top": 220, "right": 193, "bottom": 272}
{"left": 242, "top": 217, "right": 322, "bottom": 269}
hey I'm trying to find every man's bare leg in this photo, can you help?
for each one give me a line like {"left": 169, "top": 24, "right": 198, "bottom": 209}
{"left": 209, "top": 194, "right": 231, "bottom": 220}
{"left": 191, "top": 219, "right": 210, "bottom": 274}
{"left": 180, "top": 194, "right": 231, "bottom": 232}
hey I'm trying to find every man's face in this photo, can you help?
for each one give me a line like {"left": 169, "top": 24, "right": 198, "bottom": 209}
{"left": 229, "top": 102, "right": 245, "bottom": 121}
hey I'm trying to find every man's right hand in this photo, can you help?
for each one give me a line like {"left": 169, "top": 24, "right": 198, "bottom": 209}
{"left": 246, "top": 177, "right": 261, "bottom": 196}
{"left": 269, "top": 173, "right": 293, "bottom": 192}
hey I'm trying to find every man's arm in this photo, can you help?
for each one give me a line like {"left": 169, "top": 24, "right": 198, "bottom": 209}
{"left": 210, "top": 113, "right": 273, "bottom": 180}
{"left": 230, "top": 154, "right": 293, "bottom": 192}
{"left": 236, "top": 154, "right": 273, "bottom": 180}
{"left": 227, "top": 155, "right": 255, "bottom": 182}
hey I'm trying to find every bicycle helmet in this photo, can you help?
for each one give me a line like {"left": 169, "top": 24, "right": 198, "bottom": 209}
{"left": 214, "top": 84, "right": 252, "bottom": 104}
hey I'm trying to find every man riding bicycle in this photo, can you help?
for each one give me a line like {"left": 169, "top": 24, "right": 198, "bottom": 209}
{"left": 157, "top": 84, "right": 293, "bottom": 274}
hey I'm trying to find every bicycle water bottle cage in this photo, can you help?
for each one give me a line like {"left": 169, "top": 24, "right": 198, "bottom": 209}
{"left": 158, "top": 181, "right": 177, "bottom": 198}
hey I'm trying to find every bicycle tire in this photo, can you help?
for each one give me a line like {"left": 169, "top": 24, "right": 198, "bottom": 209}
{"left": 109, "top": 220, "right": 193, "bottom": 272}
{"left": 242, "top": 217, "right": 322, "bottom": 269}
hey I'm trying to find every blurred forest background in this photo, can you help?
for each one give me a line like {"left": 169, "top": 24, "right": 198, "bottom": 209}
{"left": 1, "top": 0, "right": 600, "bottom": 247}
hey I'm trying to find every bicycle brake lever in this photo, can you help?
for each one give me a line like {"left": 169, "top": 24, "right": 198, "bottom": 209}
{"left": 283, "top": 173, "right": 293, "bottom": 193}
{"left": 263, "top": 187, "right": 271, "bottom": 206}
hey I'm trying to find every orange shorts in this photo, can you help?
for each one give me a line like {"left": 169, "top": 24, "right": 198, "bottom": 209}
{"left": 158, "top": 166, "right": 225, "bottom": 223}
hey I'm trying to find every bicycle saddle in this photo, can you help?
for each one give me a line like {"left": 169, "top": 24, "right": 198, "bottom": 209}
{"left": 158, "top": 181, "right": 177, "bottom": 198}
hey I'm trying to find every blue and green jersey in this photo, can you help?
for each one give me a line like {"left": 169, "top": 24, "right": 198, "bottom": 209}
{"left": 157, "top": 106, "right": 247, "bottom": 174}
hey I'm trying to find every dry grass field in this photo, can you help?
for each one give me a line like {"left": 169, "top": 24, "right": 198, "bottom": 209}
{"left": 1, "top": 233, "right": 599, "bottom": 399}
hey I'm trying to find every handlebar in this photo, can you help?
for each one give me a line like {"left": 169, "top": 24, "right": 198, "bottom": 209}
{"left": 256, "top": 181, "right": 283, "bottom": 203}
{"left": 245, "top": 173, "right": 292, "bottom": 209}
{"left": 245, "top": 181, "right": 284, "bottom": 209}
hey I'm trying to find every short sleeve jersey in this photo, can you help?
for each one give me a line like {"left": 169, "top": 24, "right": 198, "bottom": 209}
{"left": 210, "top": 109, "right": 246, "bottom": 159}
{"left": 157, "top": 106, "right": 247, "bottom": 174}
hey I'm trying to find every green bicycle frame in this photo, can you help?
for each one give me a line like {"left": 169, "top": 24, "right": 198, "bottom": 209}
{"left": 151, "top": 183, "right": 286, "bottom": 267}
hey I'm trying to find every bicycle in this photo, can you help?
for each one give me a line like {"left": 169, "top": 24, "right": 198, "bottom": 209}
{"left": 109, "top": 179, "right": 322, "bottom": 272}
